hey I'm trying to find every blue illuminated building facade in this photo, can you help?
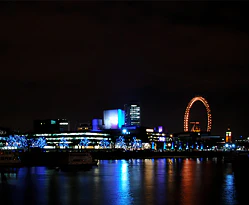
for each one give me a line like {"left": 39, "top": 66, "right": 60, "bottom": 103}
{"left": 103, "top": 109, "right": 125, "bottom": 129}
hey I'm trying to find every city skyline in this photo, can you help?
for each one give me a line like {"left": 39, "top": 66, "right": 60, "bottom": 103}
{"left": 0, "top": 2, "right": 249, "bottom": 138}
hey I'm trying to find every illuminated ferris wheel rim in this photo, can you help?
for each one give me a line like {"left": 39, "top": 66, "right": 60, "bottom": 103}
{"left": 184, "top": 96, "right": 212, "bottom": 132}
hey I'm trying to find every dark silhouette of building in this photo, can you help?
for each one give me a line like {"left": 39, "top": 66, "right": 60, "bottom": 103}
{"left": 33, "top": 119, "right": 69, "bottom": 133}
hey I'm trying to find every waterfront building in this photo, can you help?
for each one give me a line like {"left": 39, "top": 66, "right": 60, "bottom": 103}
{"left": 0, "top": 125, "right": 169, "bottom": 151}
{"left": 124, "top": 103, "right": 141, "bottom": 126}
{"left": 172, "top": 132, "right": 222, "bottom": 150}
{"left": 33, "top": 131, "right": 111, "bottom": 149}
{"left": 145, "top": 127, "right": 170, "bottom": 150}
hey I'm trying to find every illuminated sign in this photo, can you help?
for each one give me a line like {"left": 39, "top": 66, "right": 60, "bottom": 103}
{"left": 159, "top": 137, "right": 165, "bottom": 141}
{"left": 51, "top": 120, "right": 56, "bottom": 124}
{"left": 146, "top": 129, "right": 154, "bottom": 132}
{"left": 59, "top": 122, "right": 68, "bottom": 125}
{"left": 103, "top": 109, "right": 125, "bottom": 129}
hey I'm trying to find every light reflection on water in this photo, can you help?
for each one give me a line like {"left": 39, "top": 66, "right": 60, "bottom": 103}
{"left": 0, "top": 158, "right": 247, "bottom": 205}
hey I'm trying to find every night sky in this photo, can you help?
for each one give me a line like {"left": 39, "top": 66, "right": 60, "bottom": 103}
{"left": 1, "top": 2, "right": 249, "bottom": 138}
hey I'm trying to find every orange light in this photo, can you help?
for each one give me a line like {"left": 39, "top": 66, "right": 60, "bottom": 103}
{"left": 184, "top": 96, "right": 212, "bottom": 132}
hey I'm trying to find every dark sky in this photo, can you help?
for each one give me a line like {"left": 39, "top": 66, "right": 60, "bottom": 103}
{"left": 0, "top": 2, "right": 249, "bottom": 138}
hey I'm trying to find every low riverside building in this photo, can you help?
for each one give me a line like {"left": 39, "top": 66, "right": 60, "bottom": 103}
{"left": 172, "top": 132, "right": 222, "bottom": 150}
{"left": 32, "top": 131, "right": 111, "bottom": 149}
{"left": 0, "top": 126, "right": 170, "bottom": 151}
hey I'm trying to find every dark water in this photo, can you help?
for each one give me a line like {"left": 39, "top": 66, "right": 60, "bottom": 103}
{"left": 1, "top": 158, "right": 248, "bottom": 205}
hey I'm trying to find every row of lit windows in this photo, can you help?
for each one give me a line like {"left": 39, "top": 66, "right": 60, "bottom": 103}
{"left": 130, "top": 110, "right": 140, "bottom": 113}
{"left": 33, "top": 132, "right": 110, "bottom": 137}
{"left": 146, "top": 133, "right": 166, "bottom": 136}
{"left": 45, "top": 137, "right": 111, "bottom": 141}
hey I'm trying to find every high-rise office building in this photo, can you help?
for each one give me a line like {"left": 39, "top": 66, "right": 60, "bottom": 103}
{"left": 124, "top": 103, "right": 141, "bottom": 126}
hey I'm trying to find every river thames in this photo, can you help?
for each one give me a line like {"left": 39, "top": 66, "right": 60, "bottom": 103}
{"left": 1, "top": 158, "right": 248, "bottom": 205}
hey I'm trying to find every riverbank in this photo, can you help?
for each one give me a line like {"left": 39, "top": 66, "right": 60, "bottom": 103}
{"left": 18, "top": 150, "right": 243, "bottom": 166}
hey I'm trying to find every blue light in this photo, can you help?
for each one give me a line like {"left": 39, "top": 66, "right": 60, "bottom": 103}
{"left": 151, "top": 142, "right": 155, "bottom": 150}
{"left": 132, "top": 137, "right": 141, "bottom": 149}
{"left": 225, "top": 144, "right": 229, "bottom": 148}
{"left": 122, "top": 129, "right": 127, "bottom": 134}
{"left": 139, "top": 140, "right": 142, "bottom": 148}
{"left": 59, "top": 137, "right": 69, "bottom": 148}
{"left": 186, "top": 142, "right": 189, "bottom": 150}
{"left": 171, "top": 142, "right": 174, "bottom": 150}
{"left": 100, "top": 139, "right": 110, "bottom": 148}
{"left": 7, "top": 135, "right": 28, "bottom": 148}
{"left": 201, "top": 144, "right": 203, "bottom": 150}
{"left": 179, "top": 143, "right": 182, "bottom": 150}
{"left": 79, "top": 137, "right": 89, "bottom": 147}
{"left": 232, "top": 144, "right": 235, "bottom": 148}
{"left": 117, "top": 109, "right": 125, "bottom": 129}
{"left": 116, "top": 136, "right": 126, "bottom": 149}
{"left": 163, "top": 142, "right": 166, "bottom": 150}
{"left": 31, "top": 137, "right": 47, "bottom": 148}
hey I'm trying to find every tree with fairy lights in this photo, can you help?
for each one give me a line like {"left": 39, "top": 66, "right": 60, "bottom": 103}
{"left": 99, "top": 139, "right": 109, "bottom": 148}
{"left": 116, "top": 136, "right": 126, "bottom": 149}
{"left": 31, "top": 137, "right": 47, "bottom": 149}
{"left": 7, "top": 135, "right": 28, "bottom": 149}
{"left": 19, "top": 136, "right": 28, "bottom": 148}
{"left": 186, "top": 142, "right": 189, "bottom": 150}
{"left": 79, "top": 138, "right": 89, "bottom": 148}
{"left": 59, "top": 137, "right": 69, "bottom": 148}
{"left": 7, "top": 135, "right": 19, "bottom": 148}
{"left": 132, "top": 137, "right": 141, "bottom": 149}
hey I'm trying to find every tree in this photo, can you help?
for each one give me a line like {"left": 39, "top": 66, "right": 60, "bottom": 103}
{"left": 116, "top": 136, "right": 126, "bottom": 149}
{"left": 6, "top": 135, "right": 18, "bottom": 148}
{"left": 59, "top": 137, "right": 69, "bottom": 148}
{"left": 79, "top": 138, "right": 89, "bottom": 148}
{"left": 19, "top": 136, "right": 28, "bottom": 148}
{"left": 132, "top": 137, "right": 141, "bottom": 149}
{"left": 31, "top": 137, "right": 47, "bottom": 148}
{"left": 100, "top": 139, "right": 109, "bottom": 148}
{"left": 6, "top": 135, "right": 28, "bottom": 149}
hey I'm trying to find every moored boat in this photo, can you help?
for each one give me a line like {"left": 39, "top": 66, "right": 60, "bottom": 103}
{"left": 0, "top": 151, "right": 23, "bottom": 167}
{"left": 58, "top": 152, "right": 98, "bottom": 171}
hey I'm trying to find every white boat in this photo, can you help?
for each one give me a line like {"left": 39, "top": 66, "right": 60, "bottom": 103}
{"left": 0, "top": 151, "right": 22, "bottom": 167}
